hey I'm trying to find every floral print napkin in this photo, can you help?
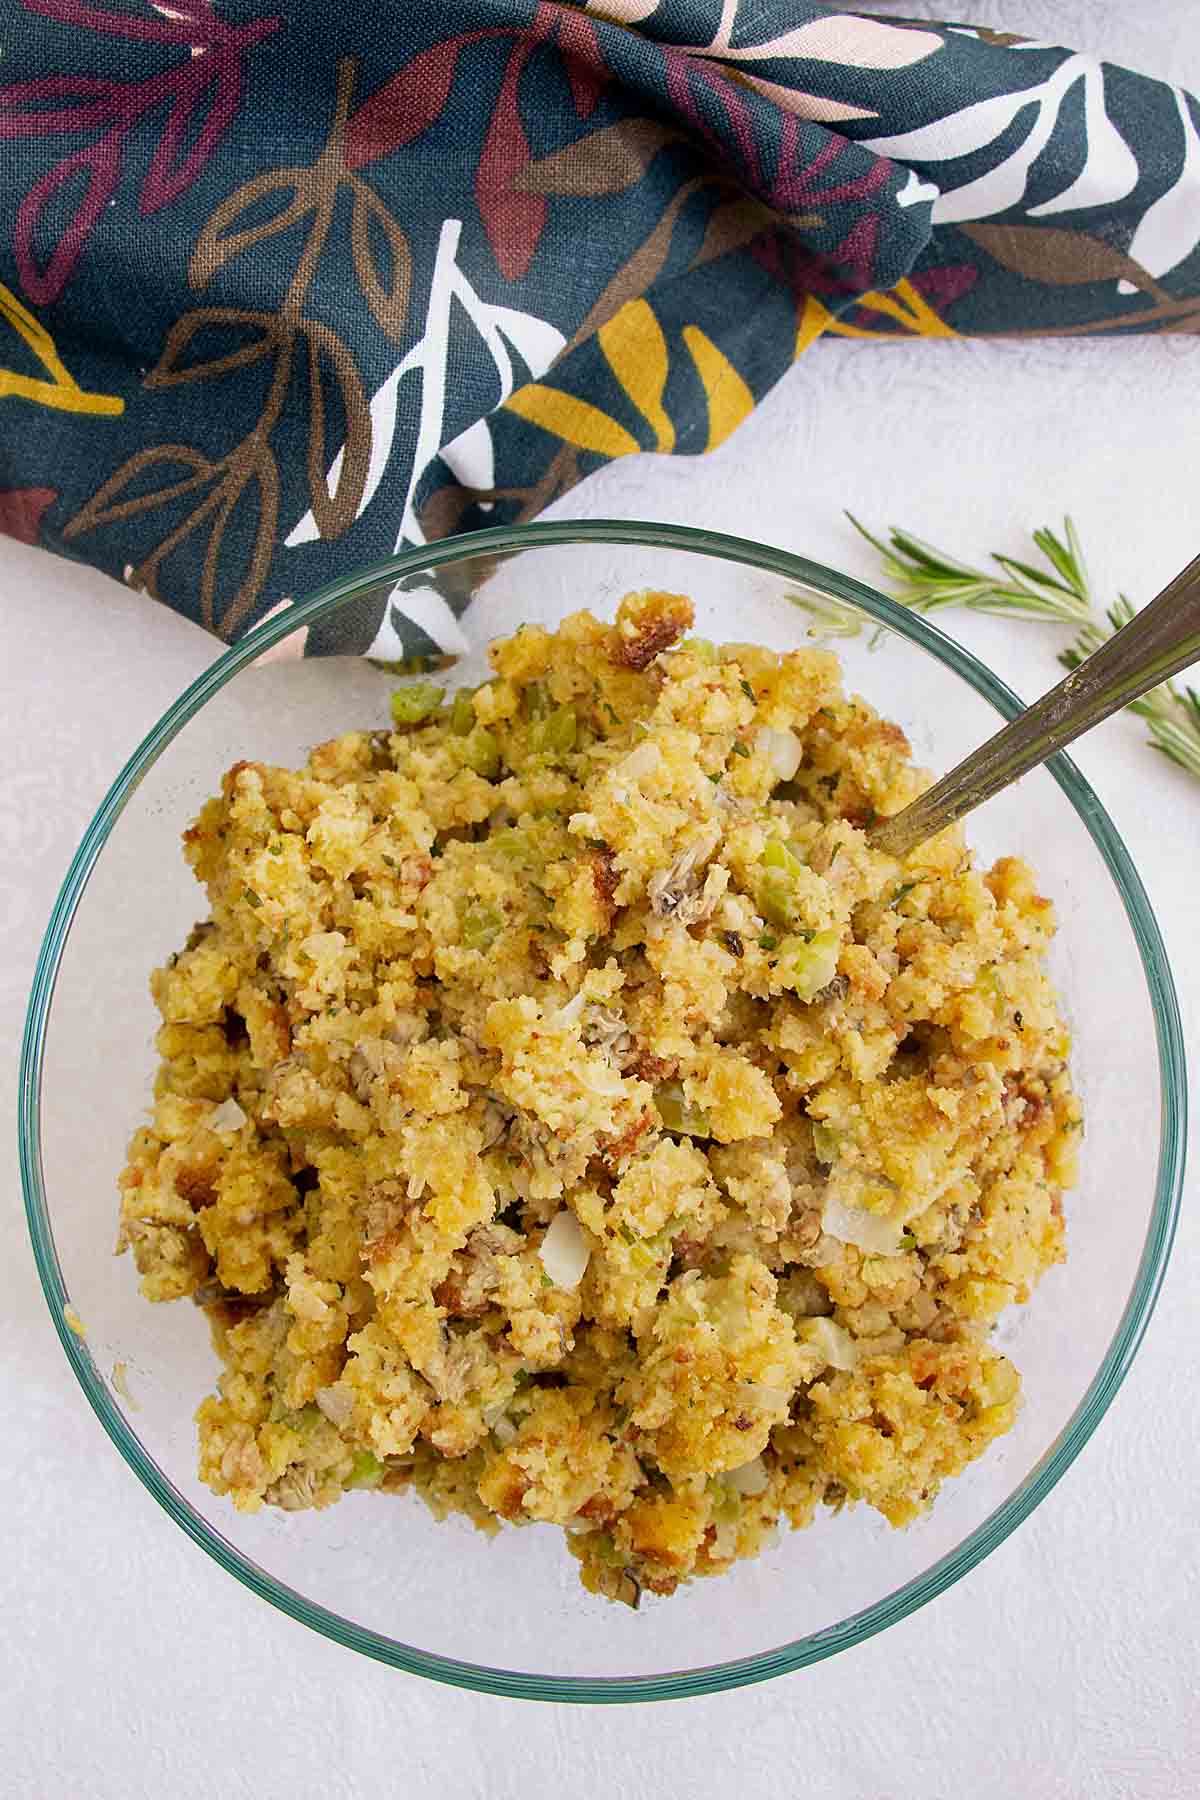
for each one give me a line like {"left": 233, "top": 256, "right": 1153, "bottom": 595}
{"left": 2, "top": 2, "right": 1197, "bottom": 653}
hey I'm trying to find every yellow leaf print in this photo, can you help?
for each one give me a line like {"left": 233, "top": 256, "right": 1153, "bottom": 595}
{"left": 598, "top": 298, "right": 674, "bottom": 452}
{"left": 505, "top": 384, "right": 640, "bottom": 457}
{"left": 682, "top": 325, "right": 753, "bottom": 451}
{"left": 794, "top": 293, "right": 835, "bottom": 357}
{"left": 794, "top": 278, "right": 957, "bottom": 357}
{"left": 505, "top": 308, "right": 754, "bottom": 464}
{"left": 0, "top": 281, "right": 124, "bottom": 416}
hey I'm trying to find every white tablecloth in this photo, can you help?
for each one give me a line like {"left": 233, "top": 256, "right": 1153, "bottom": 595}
{"left": 3, "top": 4, "right": 1197, "bottom": 1792}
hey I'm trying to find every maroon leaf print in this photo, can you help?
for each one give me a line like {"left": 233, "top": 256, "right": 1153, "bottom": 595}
{"left": 663, "top": 50, "right": 759, "bottom": 188}
{"left": 0, "top": 486, "right": 57, "bottom": 545}
{"left": 1, "top": 0, "right": 280, "bottom": 304}
{"left": 344, "top": 37, "right": 474, "bottom": 171}
{"left": 21, "top": 0, "right": 221, "bottom": 47}
{"left": 830, "top": 213, "right": 880, "bottom": 290}
{"left": 477, "top": 22, "right": 556, "bottom": 282}
{"left": 15, "top": 127, "right": 123, "bottom": 307}
{"left": 770, "top": 118, "right": 890, "bottom": 214}
{"left": 554, "top": 9, "right": 607, "bottom": 120}
{"left": 141, "top": 45, "right": 249, "bottom": 211}
{"left": 909, "top": 264, "right": 979, "bottom": 313}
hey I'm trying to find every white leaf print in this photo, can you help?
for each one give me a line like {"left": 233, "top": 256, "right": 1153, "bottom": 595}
{"left": 865, "top": 55, "right": 1142, "bottom": 228}
{"left": 1121, "top": 89, "right": 1200, "bottom": 290}
{"left": 896, "top": 169, "right": 939, "bottom": 209}
{"left": 440, "top": 417, "right": 494, "bottom": 491}
{"left": 1027, "top": 64, "right": 1137, "bottom": 217}
{"left": 285, "top": 220, "right": 565, "bottom": 552}
{"left": 367, "top": 585, "right": 471, "bottom": 662}
{"left": 863, "top": 83, "right": 1049, "bottom": 166}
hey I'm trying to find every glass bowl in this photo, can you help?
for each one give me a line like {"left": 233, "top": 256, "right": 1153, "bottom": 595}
{"left": 20, "top": 521, "right": 1185, "bottom": 1702}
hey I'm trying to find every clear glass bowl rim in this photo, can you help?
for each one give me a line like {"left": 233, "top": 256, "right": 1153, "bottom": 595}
{"left": 20, "top": 518, "right": 1186, "bottom": 1704}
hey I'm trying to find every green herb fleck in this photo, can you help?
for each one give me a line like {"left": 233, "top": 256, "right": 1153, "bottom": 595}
{"left": 758, "top": 932, "right": 778, "bottom": 951}
{"left": 731, "top": 740, "right": 750, "bottom": 759}
{"left": 889, "top": 881, "right": 918, "bottom": 910}
{"left": 243, "top": 887, "right": 262, "bottom": 908}
{"left": 739, "top": 679, "right": 756, "bottom": 703}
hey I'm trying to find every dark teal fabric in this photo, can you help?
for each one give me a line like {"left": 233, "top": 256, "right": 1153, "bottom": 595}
{"left": 2, "top": 2, "right": 1197, "bottom": 652}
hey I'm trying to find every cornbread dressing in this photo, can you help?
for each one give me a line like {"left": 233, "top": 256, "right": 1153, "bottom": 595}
{"left": 117, "top": 592, "right": 1080, "bottom": 1605}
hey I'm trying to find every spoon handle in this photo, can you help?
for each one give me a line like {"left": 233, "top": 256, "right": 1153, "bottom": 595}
{"left": 868, "top": 552, "right": 1200, "bottom": 859}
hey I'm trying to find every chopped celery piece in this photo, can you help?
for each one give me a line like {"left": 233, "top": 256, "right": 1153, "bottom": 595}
{"left": 776, "top": 928, "right": 840, "bottom": 1001}
{"left": 460, "top": 900, "right": 503, "bottom": 951}
{"left": 759, "top": 870, "right": 797, "bottom": 928}
{"left": 682, "top": 637, "right": 718, "bottom": 662}
{"left": 390, "top": 681, "right": 444, "bottom": 726}
{"left": 523, "top": 681, "right": 552, "bottom": 721}
{"left": 711, "top": 1481, "right": 742, "bottom": 1524}
{"left": 464, "top": 726, "right": 501, "bottom": 779}
{"left": 811, "top": 1120, "right": 839, "bottom": 1165}
{"left": 624, "top": 1228, "right": 670, "bottom": 1272}
{"left": 346, "top": 1449, "right": 385, "bottom": 1490}
{"left": 450, "top": 687, "right": 478, "bottom": 735}
{"left": 761, "top": 838, "right": 805, "bottom": 877}
{"left": 654, "top": 1080, "right": 711, "bottom": 1138}
{"left": 532, "top": 704, "right": 577, "bottom": 754}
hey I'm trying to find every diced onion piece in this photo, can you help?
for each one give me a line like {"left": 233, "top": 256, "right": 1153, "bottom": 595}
{"left": 491, "top": 1415, "right": 518, "bottom": 1447}
{"left": 538, "top": 1209, "right": 591, "bottom": 1290}
{"left": 557, "top": 990, "right": 587, "bottom": 1026}
{"left": 315, "top": 1384, "right": 356, "bottom": 1430}
{"left": 755, "top": 726, "right": 803, "bottom": 782}
{"left": 736, "top": 1382, "right": 793, "bottom": 1411}
{"left": 622, "top": 740, "right": 662, "bottom": 780}
{"left": 797, "top": 1316, "right": 860, "bottom": 1372}
{"left": 821, "top": 1193, "right": 904, "bottom": 1257}
{"left": 209, "top": 1096, "right": 247, "bottom": 1135}
{"left": 723, "top": 1456, "right": 769, "bottom": 1496}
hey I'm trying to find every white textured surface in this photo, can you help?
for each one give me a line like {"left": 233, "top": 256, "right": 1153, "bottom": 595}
{"left": 3, "top": 3, "right": 1199, "bottom": 1791}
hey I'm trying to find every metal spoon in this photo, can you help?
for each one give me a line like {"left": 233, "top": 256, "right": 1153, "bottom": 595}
{"left": 867, "top": 552, "right": 1200, "bottom": 859}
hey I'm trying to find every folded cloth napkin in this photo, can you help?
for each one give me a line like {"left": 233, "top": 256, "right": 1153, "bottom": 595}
{"left": 2, "top": 1, "right": 1198, "bottom": 654}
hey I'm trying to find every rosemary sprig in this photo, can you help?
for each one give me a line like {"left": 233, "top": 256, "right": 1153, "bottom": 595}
{"left": 849, "top": 514, "right": 1200, "bottom": 782}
